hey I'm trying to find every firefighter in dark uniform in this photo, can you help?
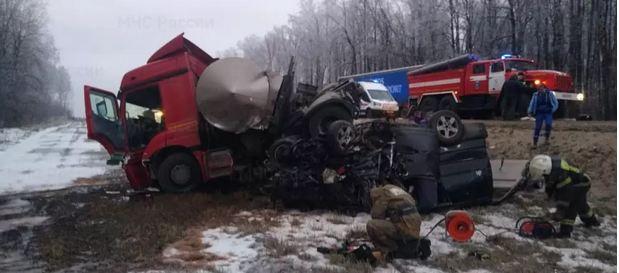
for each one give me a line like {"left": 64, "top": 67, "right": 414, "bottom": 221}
{"left": 527, "top": 154, "right": 600, "bottom": 238}
{"left": 500, "top": 72, "right": 532, "bottom": 120}
{"left": 366, "top": 184, "right": 430, "bottom": 260}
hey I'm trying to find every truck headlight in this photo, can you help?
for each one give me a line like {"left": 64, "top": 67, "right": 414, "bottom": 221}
{"left": 534, "top": 79, "right": 541, "bottom": 85}
{"left": 576, "top": 93, "right": 584, "bottom": 101}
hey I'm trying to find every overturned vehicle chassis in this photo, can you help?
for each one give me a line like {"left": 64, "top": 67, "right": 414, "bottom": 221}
{"left": 268, "top": 117, "right": 494, "bottom": 213}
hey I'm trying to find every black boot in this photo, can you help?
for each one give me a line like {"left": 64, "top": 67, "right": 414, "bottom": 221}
{"left": 556, "top": 224, "right": 573, "bottom": 238}
{"left": 392, "top": 238, "right": 431, "bottom": 260}
{"left": 582, "top": 216, "right": 601, "bottom": 227}
{"left": 418, "top": 238, "right": 431, "bottom": 260}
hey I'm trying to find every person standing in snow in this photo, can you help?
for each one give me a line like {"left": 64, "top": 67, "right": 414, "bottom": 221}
{"left": 527, "top": 83, "right": 558, "bottom": 148}
{"left": 366, "top": 184, "right": 430, "bottom": 261}
{"left": 526, "top": 154, "right": 600, "bottom": 238}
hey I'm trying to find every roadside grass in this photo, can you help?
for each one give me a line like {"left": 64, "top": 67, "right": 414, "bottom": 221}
{"left": 430, "top": 235, "right": 563, "bottom": 273}
{"left": 35, "top": 184, "right": 272, "bottom": 272}
{"left": 344, "top": 226, "right": 368, "bottom": 241}
{"left": 586, "top": 249, "right": 618, "bottom": 265}
{"left": 326, "top": 213, "right": 350, "bottom": 225}
{"left": 325, "top": 253, "right": 374, "bottom": 273}
{"left": 263, "top": 235, "right": 299, "bottom": 257}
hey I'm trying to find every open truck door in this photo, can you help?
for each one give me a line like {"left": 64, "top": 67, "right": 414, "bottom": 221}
{"left": 84, "top": 86, "right": 125, "bottom": 165}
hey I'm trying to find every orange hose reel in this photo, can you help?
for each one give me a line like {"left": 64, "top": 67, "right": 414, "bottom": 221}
{"left": 445, "top": 210, "right": 475, "bottom": 242}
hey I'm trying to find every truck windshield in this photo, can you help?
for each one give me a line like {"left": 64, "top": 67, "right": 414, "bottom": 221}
{"left": 125, "top": 86, "right": 164, "bottom": 149}
{"left": 505, "top": 61, "right": 537, "bottom": 71}
{"left": 367, "top": 89, "right": 395, "bottom": 101}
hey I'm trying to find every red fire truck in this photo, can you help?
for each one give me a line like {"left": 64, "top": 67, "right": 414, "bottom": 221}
{"left": 408, "top": 54, "right": 584, "bottom": 118}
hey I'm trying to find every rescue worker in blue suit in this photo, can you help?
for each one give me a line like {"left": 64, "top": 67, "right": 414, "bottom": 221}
{"left": 527, "top": 84, "right": 558, "bottom": 147}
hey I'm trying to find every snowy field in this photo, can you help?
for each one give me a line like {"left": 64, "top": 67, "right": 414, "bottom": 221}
{"left": 157, "top": 197, "right": 617, "bottom": 273}
{"left": 0, "top": 122, "right": 615, "bottom": 273}
{"left": 0, "top": 122, "right": 110, "bottom": 195}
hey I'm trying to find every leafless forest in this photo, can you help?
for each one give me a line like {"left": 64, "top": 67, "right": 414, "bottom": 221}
{"left": 231, "top": 0, "right": 617, "bottom": 120}
{"left": 0, "top": 0, "right": 71, "bottom": 127}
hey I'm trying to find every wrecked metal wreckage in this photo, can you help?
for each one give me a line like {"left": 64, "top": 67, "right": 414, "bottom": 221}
{"left": 84, "top": 34, "right": 493, "bottom": 212}
{"left": 269, "top": 111, "right": 494, "bottom": 212}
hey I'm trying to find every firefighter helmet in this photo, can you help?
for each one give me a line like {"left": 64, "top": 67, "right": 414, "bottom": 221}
{"left": 528, "top": 155, "right": 552, "bottom": 180}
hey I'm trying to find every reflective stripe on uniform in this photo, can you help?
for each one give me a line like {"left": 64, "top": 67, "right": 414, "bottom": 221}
{"left": 556, "top": 177, "right": 572, "bottom": 189}
{"left": 561, "top": 160, "right": 581, "bottom": 173}
{"left": 400, "top": 205, "right": 417, "bottom": 215}
{"left": 571, "top": 182, "right": 591, "bottom": 187}
{"left": 560, "top": 219, "right": 575, "bottom": 225}
{"left": 555, "top": 200, "right": 570, "bottom": 208}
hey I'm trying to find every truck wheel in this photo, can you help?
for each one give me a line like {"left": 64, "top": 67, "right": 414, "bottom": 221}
{"left": 268, "top": 136, "right": 298, "bottom": 168}
{"left": 308, "top": 106, "right": 352, "bottom": 138}
{"left": 439, "top": 96, "right": 457, "bottom": 112}
{"left": 157, "top": 153, "right": 201, "bottom": 193}
{"left": 429, "top": 110, "right": 464, "bottom": 146}
{"left": 418, "top": 97, "right": 438, "bottom": 113}
{"left": 326, "top": 120, "right": 356, "bottom": 155}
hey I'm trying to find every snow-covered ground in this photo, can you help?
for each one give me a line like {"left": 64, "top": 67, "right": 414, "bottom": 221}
{"left": 160, "top": 202, "right": 617, "bottom": 273}
{"left": 0, "top": 122, "right": 110, "bottom": 195}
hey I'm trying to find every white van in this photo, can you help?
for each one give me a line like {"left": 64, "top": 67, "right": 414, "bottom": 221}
{"left": 357, "top": 81, "right": 399, "bottom": 117}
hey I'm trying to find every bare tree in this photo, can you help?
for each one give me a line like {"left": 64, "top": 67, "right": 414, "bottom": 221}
{"left": 0, "top": 0, "right": 72, "bottom": 127}
{"left": 233, "top": 0, "right": 616, "bottom": 119}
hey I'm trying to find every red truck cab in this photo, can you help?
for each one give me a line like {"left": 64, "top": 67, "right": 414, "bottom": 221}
{"left": 84, "top": 34, "right": 357, "bottom": 193}
{"left": 84, "top": 34, "right": 231, "bottom": 191}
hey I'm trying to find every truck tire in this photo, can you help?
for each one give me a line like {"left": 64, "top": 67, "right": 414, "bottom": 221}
{"left": 157, "top": 153, "right": 201, "bottom": 193}
{"left": 428, "top": 110, "right": 464, "bottom": 146}
{"left": 268, "top": 136, "right": 298, "bottom": 168}
{"left": 308, "top": 106, "right": 353, "bottom": 138}
{"left": 326, "top": 120, "right": 356, "bottom": 155}
{"left": 418, "top": 97, "right": 439, "bottom": 113}
{"left": 439, "top": 96, "right": 457, "bottom": 112}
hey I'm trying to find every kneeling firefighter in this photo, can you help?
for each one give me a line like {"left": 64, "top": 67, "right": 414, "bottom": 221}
{"left": 367, "top": 184, "right": 431, "bottom": 260}
{"left": 527, "top": 155, "right": 600, "bottom": 238}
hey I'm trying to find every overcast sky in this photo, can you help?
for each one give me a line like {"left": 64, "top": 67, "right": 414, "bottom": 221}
{"left": 47, "top": 0, "right": 300, "bottom": 117}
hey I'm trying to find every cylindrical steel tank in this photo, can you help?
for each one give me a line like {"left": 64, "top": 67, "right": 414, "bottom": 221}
{"left": 195, "top": 58, "right": 283, "bottom": 133}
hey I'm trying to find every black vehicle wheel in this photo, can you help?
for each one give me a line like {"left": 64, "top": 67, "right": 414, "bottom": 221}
{"left": 268, "top": 136, "right": 298, "bottom": 168}
{"left": 438, "top": 96, "right": 457, "bottom": 112}
{"left": 418, "top": 97, "right": 439, "bottom": 113}
{"left": 428, "top": 110, "right": 464, "bottom": 146}
{"left": 308, "top": 106, "right": 353, "bottom": 138}
{"left": 326, "top": 120, "right": 356, "bottom": 155}
{"left": 157, "top": 153, "right": 201, "bottom": 193}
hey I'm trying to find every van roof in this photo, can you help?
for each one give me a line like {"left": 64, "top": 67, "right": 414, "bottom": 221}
{"left": 357, "top": 81, "right": 389, "bottom": 90}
